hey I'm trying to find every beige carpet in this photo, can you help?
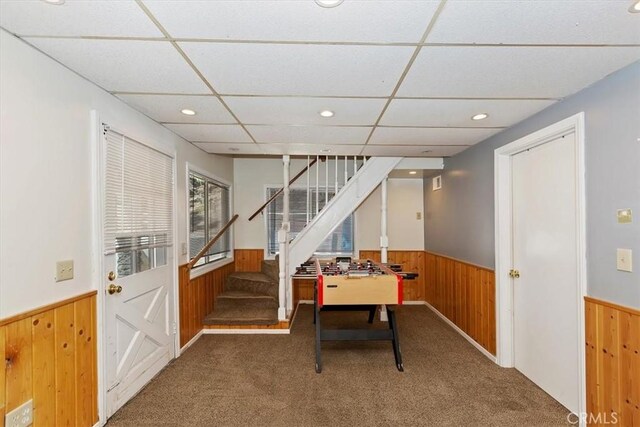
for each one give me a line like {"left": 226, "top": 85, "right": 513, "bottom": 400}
{"left": 107, "top": 305, "right": 571, "bottom": 426}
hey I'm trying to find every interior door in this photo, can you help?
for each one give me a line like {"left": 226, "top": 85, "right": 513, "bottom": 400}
{"left": 102, "top": 127, "right": 175, "bottom": 417}
{"left": 511, "top": 132, "right": 580, "bottom": 413}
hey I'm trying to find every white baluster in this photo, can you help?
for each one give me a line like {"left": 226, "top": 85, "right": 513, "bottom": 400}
{"left": 334, "top": 155, "right": 338, "bottom": 195}
{"left": 306, "top": 155, "right": 310, "bottom": 225}
{"left": 325, "top": 154, "right": 328, "bottom": 207}
{"left": 353, "top": 156, "right": 357, "bottom": 177}
{"left": 344, "top": 155, "right": 348, "bottom": 185}
{"left": 315, "top": 155, "right": 319, "bottom": 216}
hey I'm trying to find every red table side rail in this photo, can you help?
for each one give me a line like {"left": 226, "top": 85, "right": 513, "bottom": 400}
{"left": 397, "top": 275, "right": 403, "bottom": 305}
{"left": 317, "top": 274, "right": 324, "bottom": 308}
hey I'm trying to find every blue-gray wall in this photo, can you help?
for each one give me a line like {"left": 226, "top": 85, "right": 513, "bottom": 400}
{"left": 424, "top": 61, "right": 640, "bottom": 308}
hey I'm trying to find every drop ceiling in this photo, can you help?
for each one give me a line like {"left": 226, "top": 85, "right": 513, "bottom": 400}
{"left": 1, "top": 0, "right": 639, "bottom": 158}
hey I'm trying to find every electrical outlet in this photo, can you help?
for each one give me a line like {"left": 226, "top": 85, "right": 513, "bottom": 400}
{"left": 55, "top": 260, "right": 74, "bottom": 282}
{"left": 617, "top": 248, "right": 633, "bottom": 273}
{"left": 5, "top": 399, "right": 33, "bottom": 427}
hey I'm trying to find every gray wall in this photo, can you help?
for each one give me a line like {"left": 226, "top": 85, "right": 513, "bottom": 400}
{"left": 424, "top": 61, "right": 640, "bottom": 308}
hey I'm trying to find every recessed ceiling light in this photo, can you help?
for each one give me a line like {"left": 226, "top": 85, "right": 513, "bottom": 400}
{"left": 319, "top": 110, "right": 334, "bottom": 118}
{"left": 181, "top": 109, "right": 196, "bottom": 116}
{"left": 629, "top": 1, "right": 640, "bottom": 12}
{"left": 471, "top": 113, "right": 489, "bottom": 121}
{"left": 320, "top": 149, "right": 331, "bottom": 153}
{"left": 42, "top": 0, "right": 65, "bottom": 4}
{"left": 315, "top": 0, "right": 344, "bottom": 8}
{"left": 409, "top": 171, "right": 417, "bottom": 175}
{"left": 229, "top": 148, "right": 240, "bottom": 152}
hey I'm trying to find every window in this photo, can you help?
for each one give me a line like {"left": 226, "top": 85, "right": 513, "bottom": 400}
{"left": 103, "top": 127, "right": 173, "bottom": 278}
{"left": 189, "top": 171, "right": 231, "bottom": 267}
{"left": 266, "top": 187, "right": 353, "bottom": 256}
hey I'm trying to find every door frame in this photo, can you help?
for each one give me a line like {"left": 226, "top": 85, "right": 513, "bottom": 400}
{"left": 494, "top": 112, "right": 587, "bottom": 413}
{"left": 90, "top": 111, "right": 180, "bottom": 425}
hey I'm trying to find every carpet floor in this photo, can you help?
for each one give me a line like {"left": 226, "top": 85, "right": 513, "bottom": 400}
{"left": 107, "top": 305, "right": 571, "bottom": 426}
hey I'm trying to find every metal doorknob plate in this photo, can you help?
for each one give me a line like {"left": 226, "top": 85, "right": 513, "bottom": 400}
{"left": 107, "top": 284, "right": 123, "bottom": 295}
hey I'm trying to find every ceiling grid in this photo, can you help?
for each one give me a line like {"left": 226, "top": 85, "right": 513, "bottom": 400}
{"left": 1, "top": 0, "right": 638, "bottom": 157}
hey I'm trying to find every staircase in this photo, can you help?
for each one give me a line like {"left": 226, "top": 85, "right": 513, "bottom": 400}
{"left": 201, "top": 155, "right": 404, "bottom": 326}
{"left": 203, "top": 259, "right": 280, "bottom": 325}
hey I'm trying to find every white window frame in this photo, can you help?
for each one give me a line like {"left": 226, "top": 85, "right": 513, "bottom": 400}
{"left": 186, "top": 163, "right": 234, "bottom": 279}
{"left": 262, "top": 183, "right": 355, "bottom": 259}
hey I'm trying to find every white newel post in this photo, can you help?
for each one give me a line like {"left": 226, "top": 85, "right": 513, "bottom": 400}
{"left": 278, "top": 155, "right": 290, "bottom": 321}
{"left": 380, "top": 177, "right": 389, "bottom": 322}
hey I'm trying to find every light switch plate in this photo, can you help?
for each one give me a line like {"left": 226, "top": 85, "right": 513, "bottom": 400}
{"left": 55, "top": 260, "right": 74, "bottom": 282}
{"left": 617, "top": 249, "right": 633, "bottom": 272}
{"left": 617, "top": 209, "right": 632, "bottom": 224}
{"left": 5, "top": 399, "right": 33, "bottom": 427}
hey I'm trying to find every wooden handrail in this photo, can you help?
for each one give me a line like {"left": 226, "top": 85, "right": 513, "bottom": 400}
{"left": 248, "top": 156, "right": 325, "bottom": 221}
{"left": 188, "top": 214, "right": 239, "bottom": 269}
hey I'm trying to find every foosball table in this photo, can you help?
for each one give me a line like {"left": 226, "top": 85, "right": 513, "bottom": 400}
{"left": 300, "top": 257, "right": 411, "bottom": 373}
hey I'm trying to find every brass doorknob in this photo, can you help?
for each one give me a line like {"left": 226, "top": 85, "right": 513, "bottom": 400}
{"left": 509, "top": 269, "right": 521, "bottom": 279}
{"left": 107, "top": 284, "right": 123, "bottom": 295}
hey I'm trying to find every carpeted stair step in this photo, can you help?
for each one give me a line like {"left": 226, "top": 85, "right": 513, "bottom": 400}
{"left": 203, "top": 291, "right": 278, "bottom": 326}
{"left": 225, "top": 272, "right": 278, "bottom": 298}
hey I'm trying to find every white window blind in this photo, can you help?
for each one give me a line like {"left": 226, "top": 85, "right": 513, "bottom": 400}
{"left": 103, "top": 126, "right": 174, "bottom": 255}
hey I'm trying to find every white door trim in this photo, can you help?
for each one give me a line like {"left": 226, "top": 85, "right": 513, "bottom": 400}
{"left": 494, "top": 112, "right": 587, "bottom": 417}
{"left": 90, "top": 111, "right": 179, "bottom": 425}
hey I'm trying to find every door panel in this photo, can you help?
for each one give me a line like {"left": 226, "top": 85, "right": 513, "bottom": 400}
{"left": 512, "top": 132, "right": 579, "bottom": 413}
{"left": 101, "top": 127, "right": 175, "bottom": 418}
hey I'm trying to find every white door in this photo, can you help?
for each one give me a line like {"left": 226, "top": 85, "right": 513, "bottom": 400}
{"left": 101, "top": 127, "right": 175, "bottom": 417}
{"left": 511, "top": 132, "right": 580, "bottom": 413}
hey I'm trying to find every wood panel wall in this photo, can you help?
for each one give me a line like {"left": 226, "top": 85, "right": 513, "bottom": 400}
{"left": 359, "top": 250, "right": 426, "bottom": 301}
{"left": 234, "top": 249, "right": 264, "bottom": 272}
{"left": 0, "top": 291, "right": 98, "bottom": 427}
{"left": 424, "top": 251, "right": 496, "bottom": 355}
{"left": 585, "top": 297, "right": 640, "bottom": 426}
{"left": 178, "top": 262, "right": 236, "bottom": 347}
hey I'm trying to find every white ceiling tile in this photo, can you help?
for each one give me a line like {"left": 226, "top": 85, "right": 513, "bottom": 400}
{"left": 179, "top": 43, "right": 414, "bottom": 96}
{"left": 398, "top": 46, "right": 640, "bottom": 98}
{"left": 24, "top": 38, "right": 209, "bottom": 93}
{"left": 258, "top": 144, "right": 364, "bottom": 156}
{"left": 224, "top": 97, "right": 387, "bottom": 126}
{"left": 194, "top": 142, "right": 265, "bottom": 155}
{"left": 362, "top": 145, "right": 468, "bottom": 157}
{"left": 0, "top": 0, "right": 162, "bottom": 38}
{"left": 246, "top": 125, "right": 371, "bottom": 144}
{"left": 370, "top": 127, "right": 499, "bottom": 146}
{"left": 116, "top": 94, "right": 235, "bottom": 124}
{"left": 429, "top": 1, "right": 640, "bottom": 45}
{"left": 381, "top": 99, "right": 556, "bottom": 127}
{"left": 165, "top": 124, "right": 252, "bottom": 143}
{"left": 145, "top": 0, "right": 438, "bottom": 43}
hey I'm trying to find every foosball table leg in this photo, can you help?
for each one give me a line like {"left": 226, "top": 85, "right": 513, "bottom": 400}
{"left": 387, "top": 306, "right": 404, "bottom": 372}
{"left": 367, "top": 305, "right": 376, "bottom": 324}
{"left": 314, "top": 281, "right": 323, "bottom": 373}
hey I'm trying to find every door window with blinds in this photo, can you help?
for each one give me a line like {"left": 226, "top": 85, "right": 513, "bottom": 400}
{"left": 189, "top": 171, "right": 231, "bottom": 267}
{"left": 103, "top": 126, "right": 174, "bottom": 277}
{"left": 265, "top": 187, "right": 353, "bottom": 256}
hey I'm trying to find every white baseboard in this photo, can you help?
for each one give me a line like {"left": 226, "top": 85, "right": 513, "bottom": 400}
{"left": 423, "top": 301, "right": 497, "bottom": 363}
{"left": 179, "top": 329, "right": 203, "bottom": 354}
{"left": 202, "top": 328, "right": 290, "bottom": 335}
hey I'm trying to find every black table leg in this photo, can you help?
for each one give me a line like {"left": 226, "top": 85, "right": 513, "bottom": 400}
{"left": 367, "top": 305, "right": 377, "bottom": 324}
{"left": 387, "top": 306, "right": 404, "bottom": 372}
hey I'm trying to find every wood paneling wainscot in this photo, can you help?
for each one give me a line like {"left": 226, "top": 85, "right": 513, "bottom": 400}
{"left": 0, "top": 291, "right": 98, "bottom": 427}
{"left": 179, "top": 261, "right": 236, "bottom": 347}
{"left": 358, "top": 250, "right": 426, "bottom": 302}
{"left": 424, "top": 251, "right": 496, "bottom": 355}
{"left": 234, "top": 249, "right": 264, "bottom": 272}
{"left": 585, "top": 297, "right": 640, "bottom": 426}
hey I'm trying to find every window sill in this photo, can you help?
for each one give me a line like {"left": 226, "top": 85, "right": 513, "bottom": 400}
{"left": 189, "top": 256, "right": 234, "bottom": 280}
